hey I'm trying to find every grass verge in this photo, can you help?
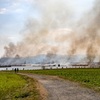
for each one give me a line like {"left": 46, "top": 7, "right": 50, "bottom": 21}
{"left": 0, "top": 72, "right": 42, "bottom": 100}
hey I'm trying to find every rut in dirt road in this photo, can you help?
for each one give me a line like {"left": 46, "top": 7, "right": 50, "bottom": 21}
{"left": 19, "top": 73, "right": 100, "bottom": 100}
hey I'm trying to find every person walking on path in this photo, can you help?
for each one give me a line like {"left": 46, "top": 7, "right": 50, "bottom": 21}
{"left": 17, "top": 68, "right": 19, "bottom": 73}
{"left": 14, "top": 68, "right": 17, "bottom": 73}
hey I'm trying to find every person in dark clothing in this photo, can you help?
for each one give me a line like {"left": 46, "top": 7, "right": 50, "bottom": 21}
{"left": 17, "top": 68, "right": 19, "bottom": 73}
{"left": 15, "top": 68, "right": 17, "bottom": 73}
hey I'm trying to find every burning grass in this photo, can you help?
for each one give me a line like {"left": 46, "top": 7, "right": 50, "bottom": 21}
{"left": 0, "top": 72, "right": 41, "bottom": 100}
{"left": 21, "top": 68, "right": 100, "bottom": 92}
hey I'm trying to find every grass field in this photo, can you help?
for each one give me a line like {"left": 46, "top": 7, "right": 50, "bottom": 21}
{"left": 0, "top": 72, "right": 41, "bottom": 100}
{"left": 21, "top": 68, "right": 100, "bottom": 92}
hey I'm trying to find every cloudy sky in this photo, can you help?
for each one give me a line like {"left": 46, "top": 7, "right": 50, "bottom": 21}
{"left": 0, "top": 0, "right": 95, "bottom": 57}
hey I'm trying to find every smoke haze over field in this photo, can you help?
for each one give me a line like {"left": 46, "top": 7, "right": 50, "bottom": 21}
{"left": 2, "top": 0, "right": 100, "bottom": 63}
{"left": 69, "top": 0, "right": 100, "bottom": 63}
{"left": 4, "top": 0, "right": 75, "bottom": 57}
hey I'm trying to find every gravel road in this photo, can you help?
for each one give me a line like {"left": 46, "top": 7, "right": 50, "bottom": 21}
{"left": 19, "top": 73, "right": 100, "bottom": 100}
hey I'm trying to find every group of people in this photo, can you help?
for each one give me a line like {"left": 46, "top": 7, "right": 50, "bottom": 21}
{"left": 14, "top": 68, "right": 19, "bottom": 73}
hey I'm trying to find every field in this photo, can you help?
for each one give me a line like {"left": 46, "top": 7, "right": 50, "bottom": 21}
{"left": 1, "top": 68, "right": 100, "bottom": 99}
{"left": 0, "top": 72, "right": 41, "bottom": 100}
{"left": 21, "top": 68, "right": 100, "bottom": 92}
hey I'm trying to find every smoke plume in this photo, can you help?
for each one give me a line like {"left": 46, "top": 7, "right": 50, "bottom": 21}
{"left": 4, "top": 0, "right": 73, "bottom": 57}
{"left": 68, "top": 0, "right": 100, "bottom": 63}
{"left": 4, "top": 0, "right": 100, "bottom": 64}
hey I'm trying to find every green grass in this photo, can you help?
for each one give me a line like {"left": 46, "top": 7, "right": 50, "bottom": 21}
{"left": 0, "top": 72, "right": 41, "bottom": 100}
{"left": 21, "top": 68, "right": 100, "bottom": 92}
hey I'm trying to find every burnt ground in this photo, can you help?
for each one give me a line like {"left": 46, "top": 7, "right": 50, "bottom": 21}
{"left": 19, "top": 73, "right": 100, "bottom": 100}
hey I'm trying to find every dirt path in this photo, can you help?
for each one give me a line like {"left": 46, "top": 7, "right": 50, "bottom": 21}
{"left": 19, "top": 73, "right": 100, "bottom": 100}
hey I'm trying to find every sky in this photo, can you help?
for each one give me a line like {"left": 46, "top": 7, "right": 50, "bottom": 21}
{"left": 0, "top": 0, "right": 95, "bottom": 57}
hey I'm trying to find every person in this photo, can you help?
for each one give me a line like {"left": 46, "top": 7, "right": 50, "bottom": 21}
{"left": 14, "top": 68, "right": 17, "bottom": 73}
{"left": 17, "top": 68, "right": 19, "bottom": 73}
